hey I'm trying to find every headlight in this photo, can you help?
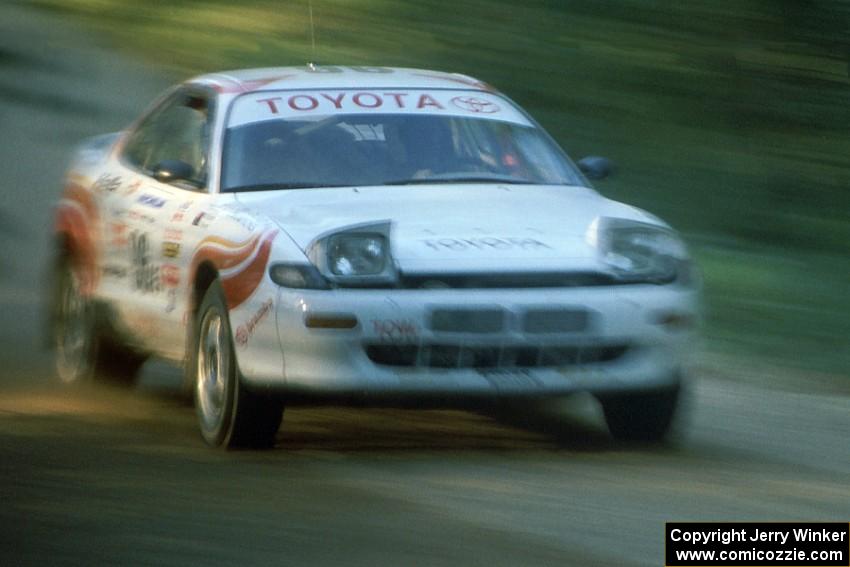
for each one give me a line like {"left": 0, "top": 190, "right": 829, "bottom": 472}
{"left": 306, "top": 221, "right": 397, "bottom": 287}
{"left": 598, "top": 218, "right": 689, "bottom": 284}
{"left": 328, "top": 234, "right": 387, "bottom": 276}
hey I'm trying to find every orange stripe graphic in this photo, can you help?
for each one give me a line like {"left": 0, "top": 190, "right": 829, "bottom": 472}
{"left": 190, "top": 230, "right": 278, "bottom": 310}
{"left": 55, "top": 180, "right": 100, "bottom": 295}
{"left": 221, "top": 231, "right": 278, "bottom": 309}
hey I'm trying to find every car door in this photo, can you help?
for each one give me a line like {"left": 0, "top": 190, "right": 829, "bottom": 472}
{"left": 102, "top": 87, "right": 215, "bottom": 360}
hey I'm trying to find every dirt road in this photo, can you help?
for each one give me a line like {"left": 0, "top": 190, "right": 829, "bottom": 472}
{"left": 1, "top": 3, "right": 847, "bottom": 566}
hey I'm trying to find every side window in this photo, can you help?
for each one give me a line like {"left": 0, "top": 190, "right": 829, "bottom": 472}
{"left": 123, "top": 92, "right": 211, "bottom": 188}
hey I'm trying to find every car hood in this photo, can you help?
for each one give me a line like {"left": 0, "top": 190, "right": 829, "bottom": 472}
{"left": 232, "top": 184, "right": 659, "bottom": 272}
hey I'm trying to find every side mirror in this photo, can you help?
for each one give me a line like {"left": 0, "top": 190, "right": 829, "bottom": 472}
{"left": 577, "top": 156, "right": 614, "bottom": 181}
{"left": 152, "top": 159, "right": 196, "bottom": 185}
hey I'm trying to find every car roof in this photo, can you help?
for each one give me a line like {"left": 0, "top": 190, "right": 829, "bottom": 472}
{"left": 188, "top": 66, "right": 496, "bottom": 95}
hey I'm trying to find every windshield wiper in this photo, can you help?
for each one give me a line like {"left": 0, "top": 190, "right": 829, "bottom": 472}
{"left": 226, "top": 176, "right": 557, "bottom": 191}
{"left": 224, "top": 182, "right": 350, "bottom": 192}
{"left": 383, "top": 174, "right": 541, "bottom": 186}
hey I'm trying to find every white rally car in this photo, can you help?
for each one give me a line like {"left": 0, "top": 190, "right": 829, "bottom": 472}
{"left": 51, "top": 66, "right": 700, "bottom": 448}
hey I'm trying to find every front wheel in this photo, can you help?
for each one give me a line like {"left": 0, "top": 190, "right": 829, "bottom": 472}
{"left": 191, "top": 280, "right": 283, "bottom": 449}
{"left": 598, "top": 381, "right": 682, "bottom": 442}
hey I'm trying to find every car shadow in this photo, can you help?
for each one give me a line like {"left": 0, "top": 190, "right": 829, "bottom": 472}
{"left": 129, "top": 364, "right": 674, "bottom": 454}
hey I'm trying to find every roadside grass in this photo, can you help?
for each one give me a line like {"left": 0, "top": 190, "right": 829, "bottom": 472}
{"left": 28, "top": 0, "right": 850, "bottom": 377}
{"left": 694, "top": 245, "right": 850, "bottom": 374}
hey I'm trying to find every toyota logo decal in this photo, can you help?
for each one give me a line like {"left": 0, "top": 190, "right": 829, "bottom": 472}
{"left": 450, "top": 96, "right": 500, "bottom": 113}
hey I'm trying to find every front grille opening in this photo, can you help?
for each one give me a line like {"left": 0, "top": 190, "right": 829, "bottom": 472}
{"left": 365, "top": 343, "right": 629, "bottom": 369}
{"left": 427, "top": 345, "right": 462, "bottom": 368}
{"left": 367, "top": 344, "right": 418, "bottom": 366}
{"left": 430, "top": 308, "right": 505, "bottom": 333}
{"left": 523, "top": 309, "right": 593, "bottom": 333}
{"left": 400, "top": 271, "right": 618, "bottom": 289}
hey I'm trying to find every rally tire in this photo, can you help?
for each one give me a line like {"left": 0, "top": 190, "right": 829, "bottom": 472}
{"left": 53, "top": 255, "right": 145, "bottom": 387}
{"left": 192, "top": 279, "right": 283, "bottom": 449}
{"left": 598, "top": 381, "right": 681, "bottom": 443}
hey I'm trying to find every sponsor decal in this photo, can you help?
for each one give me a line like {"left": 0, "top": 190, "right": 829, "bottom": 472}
{"left": 162, "top": 241, "right": 181, "bottom": 259}
{"left": 422, "top": 237, "right": 552, "bottom": 252}
{"left": 163, "top": 228, "right": 182, "bottom": 241}
{"left": 109, "top": 221, "right": 129, "bottom": 248}
{"left": 450, "top": 96, "right": 500, "bottom": 113}
{"left": 160, "top": 263, "right": 180, "bottom": 288}
{"left": 192, "top": 211, "right": 215, "bottom": 228}
{"left": 92, "top": 172, "right": 122, "bottom": 193}
{"left": 235, "top": 298, "right": 274, "bottom": 347}
{"left": 128, "top": 209, "right": 157, "bottom": 224}
{"left": 101, "top": 264, "right": 127, "bottom": 279}
{"left": 130, "top": 231, "right": 161, "bottom": 293}
{"left": 136, "top": 194, "right": 166, "bottom": 209}
{"left": 170, "top": 200, "right": 193, "bottom": 223}
{"left": 257, "top": 92, "right": 446, "bottom": 114}
{"left": 372, "top": 319, "right": 419, "bottom": 343}
{"left": 123, "top": 179, "right": 143, "bottom": 195}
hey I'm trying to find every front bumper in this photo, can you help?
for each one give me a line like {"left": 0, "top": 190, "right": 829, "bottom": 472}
{"left": 241, "top": 283, "right": 699, "bottom": 399}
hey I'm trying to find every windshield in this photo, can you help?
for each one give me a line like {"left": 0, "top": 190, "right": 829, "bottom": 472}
{"left": 221, "top": 91, "right": 583, "bottom": 191}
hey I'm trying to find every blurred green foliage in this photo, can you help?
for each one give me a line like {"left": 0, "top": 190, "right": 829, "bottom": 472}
{"left": 30, "top": 0, "right": 850, "bottom": 375}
